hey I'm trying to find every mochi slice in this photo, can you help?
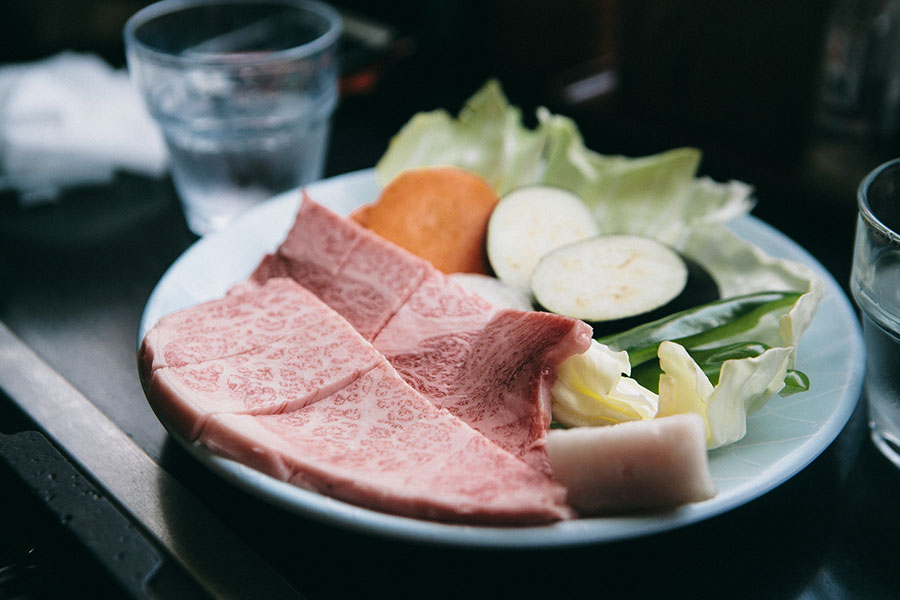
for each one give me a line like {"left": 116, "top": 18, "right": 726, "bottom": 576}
{"left": 546, "top": 414, "right": 716, "bottom": 515}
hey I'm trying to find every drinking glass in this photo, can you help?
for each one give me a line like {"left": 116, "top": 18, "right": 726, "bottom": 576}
{"left": 851, "top": 157, "right": 900, "bottom": 468}
{"left": 124, "top": 0, "right": 342, "bottom": 235}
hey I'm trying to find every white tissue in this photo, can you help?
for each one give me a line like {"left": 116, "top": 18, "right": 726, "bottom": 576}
{"left": 0, "top": 52, "right": 168, "bottom": 205}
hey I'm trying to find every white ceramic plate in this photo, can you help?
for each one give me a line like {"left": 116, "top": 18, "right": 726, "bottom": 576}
{"left": 140, "top": 169, "right": 865, "bottom": 548}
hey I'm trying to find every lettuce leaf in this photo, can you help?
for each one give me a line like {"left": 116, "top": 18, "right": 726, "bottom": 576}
{"left": 375, "top": 80, "right": 545, "bottom": 194}
{"left": 683, "top": 223, "right": 825, "bottom": 363}
{"left": 537, "top": 109, "right": 755, "bottom": 248}
{"left": 375, "top": 79, "right": 755, "bottom": 248}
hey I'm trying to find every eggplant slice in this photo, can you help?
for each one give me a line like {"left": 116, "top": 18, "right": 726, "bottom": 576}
{"left": 531, "top": 234, "right": 720, "bottom": 335}
{"left": 487, "top": 185, "right": 599, "bottom": 294}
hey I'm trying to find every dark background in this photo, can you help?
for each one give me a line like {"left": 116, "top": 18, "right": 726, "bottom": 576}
{"left": 3, "top": 0, "right": 897, "bottom": 290}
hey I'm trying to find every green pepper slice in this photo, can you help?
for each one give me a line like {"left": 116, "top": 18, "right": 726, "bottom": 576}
{"left": 596, "top": 291, "right": 802, "bottom": 367}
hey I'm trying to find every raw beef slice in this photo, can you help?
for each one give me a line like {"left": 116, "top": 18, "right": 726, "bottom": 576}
{"left": 140, "top": 278, "right": 323, "bottom": 373}
{"left": 374, "top": 271, "right": 592, "bottom": 475}
{"left": 252, "top": 195, "right": 593, "bottom": 474}
{"left": 201, "top": 362, "right": 573, "bottom": 524}
{"left": 140, "top": 278, "right": 383, "bottom": 440}
{"left": 140, "top": 277, "right": 572, "bottom": 524}
{"left": 252, "top": 191, "right": 431, "bottom": 341}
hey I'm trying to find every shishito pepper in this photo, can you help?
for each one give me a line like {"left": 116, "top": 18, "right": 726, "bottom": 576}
{"left": 597, "top": 291, "right": 808, "bottom": 395}
{"left": 596, "top": 291, "right": 802, "bottom": 367}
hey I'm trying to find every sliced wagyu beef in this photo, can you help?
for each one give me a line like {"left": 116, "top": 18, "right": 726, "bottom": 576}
{"left": 252, "top": 195, "right": 593, "bottom": 475}
{"left": 139, "top": 277, "right": 573, "bottom": 524}
{"left": 374, "top": 271, "right": 591, "bottom": 476}
{"left": 140, "top": 278, "right": 383, "bottom": 440}
{"left": 201, "top": 362, "right": 573, "bottom": 524}
{"left": 252, "top": 194, "right": 430, "bottom": 341}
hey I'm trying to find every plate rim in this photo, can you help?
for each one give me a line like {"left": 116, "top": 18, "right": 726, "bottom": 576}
{"left": 140, "top": 168, "right": 865, "bottom": 548}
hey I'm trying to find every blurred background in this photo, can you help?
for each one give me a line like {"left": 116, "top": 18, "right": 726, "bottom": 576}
{"left": 3, "top": 0, "right": 900, "bottom": 288}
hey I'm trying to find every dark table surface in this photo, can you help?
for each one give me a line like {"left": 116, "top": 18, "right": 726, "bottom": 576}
{"left": 2, "top": 34, "right": 900, "bottom": 598}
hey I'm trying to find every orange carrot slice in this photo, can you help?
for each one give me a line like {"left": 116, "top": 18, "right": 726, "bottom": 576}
{"left": 349, "top": 203, "right": 373, "bottom": 226}
{"left": 360, "top": 166, "right": 499, "bottom": 274}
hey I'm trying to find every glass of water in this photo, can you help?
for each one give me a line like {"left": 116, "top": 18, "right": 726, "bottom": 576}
{"left": 124, "top": 0, "right": 342, "bottom": 235}
{"left": 851, "top": 157, "right": 900, "bottom": 468}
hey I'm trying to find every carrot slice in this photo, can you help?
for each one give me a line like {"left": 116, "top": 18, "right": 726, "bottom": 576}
{"left": 360, "top": 166, "right": 499, "bottom": 274}
{"left": 349, "top": 203, "right": 373, "bottom": 226}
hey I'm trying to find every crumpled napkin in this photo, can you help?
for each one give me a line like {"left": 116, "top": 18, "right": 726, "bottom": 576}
{"left": 0, "top": 52, "right": 168, "bottom": 206}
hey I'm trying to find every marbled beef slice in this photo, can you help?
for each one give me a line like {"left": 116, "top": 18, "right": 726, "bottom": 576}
{"left": 142, "top": 276, "right": 573, "bottom": 524}
{"left": 140, "top": 278, "right": 382, "bottom": 440}
{"left": 254, "top": 196, "right": 593, "bottom": 474}
{"left": 200, "top": 362, "right": 574, "bottom": 524}
{"left": 374, "top": 271, "right": 593, "bottom": 475}
{"left": 252, "top": 193, "right": 431, "bottom": 341}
